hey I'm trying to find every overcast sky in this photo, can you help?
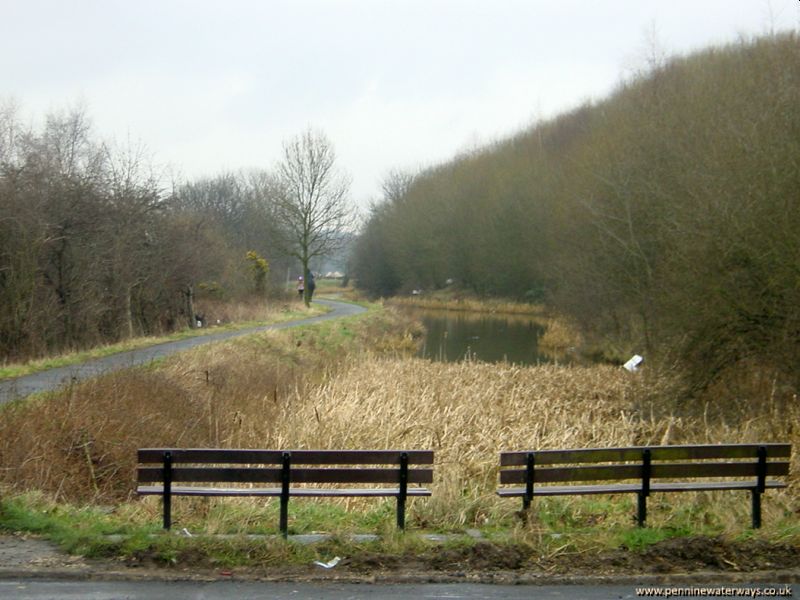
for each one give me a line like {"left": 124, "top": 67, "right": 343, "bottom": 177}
{"left": 2, "top": 0, "right": 798, "bottom": 207}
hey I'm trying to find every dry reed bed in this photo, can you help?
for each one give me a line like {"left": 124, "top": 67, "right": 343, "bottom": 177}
{"left": 0, "top": 330, "right": 314, "bottom": 503}
{"left": 0, "top": 314, "right": 797, "bottom": 531}
{"left": 0, "top": 310, "right": 417, "bottom": 503}
{"left": 389, "top": 296, "right": 545, "bottom": 317}
{"left": 278, "top": 357, "right": 798, "bottom": 527}
{"left": 194, "top": 296, "right": 306, "bottom": 326}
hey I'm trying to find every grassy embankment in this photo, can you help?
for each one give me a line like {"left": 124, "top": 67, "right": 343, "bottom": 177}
{"left": 0, "top": 296, "right": 796, "bottom": 570}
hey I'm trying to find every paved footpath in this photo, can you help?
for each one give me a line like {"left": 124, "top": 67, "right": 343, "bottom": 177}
{"left": 0, "top": 299, "right": 365, "bottom": 405}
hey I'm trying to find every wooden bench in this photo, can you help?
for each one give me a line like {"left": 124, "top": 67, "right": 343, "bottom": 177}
{"left": 497, "top": 443, "right": 791, "bottom": 528}
{"left": 137, "top": 448, "right": 434, "bottom": 537}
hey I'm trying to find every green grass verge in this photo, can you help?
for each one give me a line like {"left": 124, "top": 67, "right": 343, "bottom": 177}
{"left": 0, "top": 304, "right": 328, "bottom": 381}
{"left": 2, "top": 490, "right": 796, "bottom": 568}
{"left": 0, "top": 492, "right": 464, "bottom": 566}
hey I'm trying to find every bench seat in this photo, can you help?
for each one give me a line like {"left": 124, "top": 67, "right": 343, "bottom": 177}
{"left": 137, "top": 448, "right": 434, "bottom": 536}
{"left": 497, "top": 444, "right": 791, "bottom": 528}
{"left": 138, "top": 485, "right": 432, "bottom": 498}
{"left": 497, "top": 479, "right": 787, "bottom": 498}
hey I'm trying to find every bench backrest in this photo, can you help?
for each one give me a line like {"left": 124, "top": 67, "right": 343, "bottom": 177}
{"left": 138, "top": 449, "right": 434, "bottom": 486}
{"left": 499, "top": 444, "right": 791, "bottom": 488}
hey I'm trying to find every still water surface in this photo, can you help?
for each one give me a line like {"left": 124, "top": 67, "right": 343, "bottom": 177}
{"left": 405, "top": 308, "right": 553, "bottom": 365}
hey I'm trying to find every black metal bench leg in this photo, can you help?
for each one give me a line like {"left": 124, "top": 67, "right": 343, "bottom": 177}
{"left": 752, "top": 446, "right": 766, "bottom": 529}
{"left": 637, "top": 449, "right": 651, "bottom": 528}
{"left": 162, "top": 451, "right": 172, "bottom": 530}
{"left": 751, "top": 489, "right": 762, "bottom": 529}
{"left": 280, "top": 452, "right": 291, "bottom": 539}
{"left": 397, "top": 453, "right": 408, "bottom": 530}
{"left": 279, "top": 497, "right": 289, "bottom": 538}
{"left": 523, "top": 452, "right": 534, "bottom": 513}
{"left": 637, "top": 492, "right": 647, "bottom": 527}
{"left": 396, "top": 496, "right": 406, "bottom": 530}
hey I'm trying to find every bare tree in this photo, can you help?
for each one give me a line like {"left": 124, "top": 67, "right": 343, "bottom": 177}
{"left": 100, "top": 138, "right": 163, "bottom": 338}
{"left": 273, "top": 129, "right": 355, "bottom": 305}
{"left": 381, "top": 168, "right": 415, "bottom": 204}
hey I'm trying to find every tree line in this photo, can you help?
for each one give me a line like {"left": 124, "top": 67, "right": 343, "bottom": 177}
{"left": 0, "top": 108, "right": 352, "bottom": 361}
{"left": 352, "top": 32, "right": 800, "bottom": 396}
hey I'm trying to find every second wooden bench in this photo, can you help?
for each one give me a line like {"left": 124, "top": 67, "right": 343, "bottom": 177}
{"left": 497, "top": 443, "right": 791, "bottom": 528}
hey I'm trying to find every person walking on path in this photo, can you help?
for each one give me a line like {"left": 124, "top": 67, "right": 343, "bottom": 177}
{"left": 306, "top": 271, "right": 316, "bottom": 301}
{"left": 296, "top": 276, "right": 304, "bottom": 298}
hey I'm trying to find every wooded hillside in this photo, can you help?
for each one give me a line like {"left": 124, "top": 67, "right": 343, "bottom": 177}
{"left": 352, "top": 33, "right": 800, "bottom": 396}
{"left": 0, "top": 112, "right": 350, "bottom": 361}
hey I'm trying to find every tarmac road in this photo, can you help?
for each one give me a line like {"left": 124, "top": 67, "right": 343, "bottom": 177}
{"left": 0, "top": 580, "right": 686, "bottom": 599}
{"left": 2, "top": 580, "right": 795, "bottom": 599}
{"left": 0, "top": 298, "right": 366, "bottom": 405}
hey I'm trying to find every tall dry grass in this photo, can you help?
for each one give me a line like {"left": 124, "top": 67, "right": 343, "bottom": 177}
{"left": 278, "top": 357, "right": 798, "bottom": 528}
{"left": 537, "top": 317, "right": 584, "bottom": 357}
{"left": 0, "top": 309, "right": 418, "bottom": 503}
{"left": 0, "top": 305, "right": 796, "bottom": 533}
{"left": 389, "top": 296, "right": 545, "bottom": 317}
{"left": 194, "top": 295, "right": 303, "bottom": 325}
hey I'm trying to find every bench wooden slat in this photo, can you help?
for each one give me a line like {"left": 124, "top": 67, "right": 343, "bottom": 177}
{"left": 138, "top": 466, "right": 434, "bottom": 485}
{"left": 651, "top": 461, "right": 790, "bottom": 478}
{"left": 137, "top": 486, "right": 432, "bottom": 497}
{"left": 500, "top": 464, "right": 642, "bottom": 484}
{"left": 499, "top": 460, "right": 790, "bottom": 484}
{"left": 138, "top": 448, "right": 434, "bottom": 465}
{"left": 650, "top": 480, "right": 787, "bottom": 492}
{"left": 501, "top": 448, "right": 645, "bottom": 465}
{"left": 497, "top": 479, "right": 787, "bottom": 498}
{"left": 498, "top": 483, "right": 643, "bottom": 497}
{"left": 500, "top": 443, "right": 792, "bottom": 466}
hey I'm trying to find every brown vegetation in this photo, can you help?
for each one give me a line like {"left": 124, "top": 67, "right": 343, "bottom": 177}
{"left": 0, "top": 306, "right": 795, "bottom": 534}
{"left": 389, "top": 295, "right": 545, "bottom": 317}
{"left": 0, "top": 308, "right": 420, "bottom": 503}
{"left": 352, "top": 33, "right": 800, "bottom": 401}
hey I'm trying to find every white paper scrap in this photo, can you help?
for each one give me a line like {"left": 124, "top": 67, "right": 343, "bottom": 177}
{"left": 313, "top": 556, "right": 342, "bottom": 569}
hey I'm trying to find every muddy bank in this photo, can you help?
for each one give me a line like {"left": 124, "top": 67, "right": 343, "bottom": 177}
{"left": 106, "top": 536, "right": 800, "bottom": 583}
{"left": 2, "top": 534, "right": 798, "bottom": 586}
{"left": 344, "top": 537, "right": 799, "bottom": 577}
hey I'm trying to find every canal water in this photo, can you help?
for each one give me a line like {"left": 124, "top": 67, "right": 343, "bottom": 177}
{"left": 405, "top": 308, "right": 555, "bottom": 365}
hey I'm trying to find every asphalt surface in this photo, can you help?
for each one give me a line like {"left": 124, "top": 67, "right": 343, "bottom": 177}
{"left": 0, "top": 580, "right": 683, "bottom": 599}
{"left": 1, "top": 580, "right": 796, "bottom": 599}
{"left": 0, "top": 298, "right": 366, "bottom": 404}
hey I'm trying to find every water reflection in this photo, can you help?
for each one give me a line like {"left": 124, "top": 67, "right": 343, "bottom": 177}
{"left": 406, "top": 308, "right": 553, "bottom": 365}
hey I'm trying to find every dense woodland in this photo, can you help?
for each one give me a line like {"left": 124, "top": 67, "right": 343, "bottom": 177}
{"left": 0, "top": 109, "right": 349, "bottom": 361}
{"left": 352, "top": 33, "right": 800, "bottom": 397}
